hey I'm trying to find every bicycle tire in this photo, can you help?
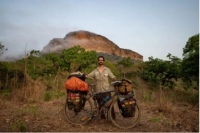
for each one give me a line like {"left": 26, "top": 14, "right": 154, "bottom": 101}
{"left": 64, "top": 96, "right": 94, "bottom": 125}
{"left": 108, "top": 99, "right": 141, "bottom": 129}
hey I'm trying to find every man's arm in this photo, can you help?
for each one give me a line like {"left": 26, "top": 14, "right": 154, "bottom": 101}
{"left": 108, "top": 68, "right": 117, "bottom": 81}
{"left": 86, "top": 70, "right": 95, "bottom": 80}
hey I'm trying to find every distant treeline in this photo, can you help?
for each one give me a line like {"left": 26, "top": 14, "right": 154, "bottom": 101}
{"left": 97, "top": 52, "right": 141, "bottom": 63}
{"left": 0, "top": 34, "right": 199, "bottom": 91}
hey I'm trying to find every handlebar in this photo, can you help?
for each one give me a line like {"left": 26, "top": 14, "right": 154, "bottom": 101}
{"left": 88, "top": 82, "right": 98, "bottom": 87}
{"left": 111, "top": 80, "right": 122, "bottom": 86}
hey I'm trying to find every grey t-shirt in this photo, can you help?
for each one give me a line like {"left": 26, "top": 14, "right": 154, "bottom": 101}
{"left": 87, "top": 66, "right": 115, "bottom": 92}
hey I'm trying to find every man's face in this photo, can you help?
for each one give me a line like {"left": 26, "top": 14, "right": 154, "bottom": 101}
{"left": 98, "top": 57, "right": 104, "bottom": 66}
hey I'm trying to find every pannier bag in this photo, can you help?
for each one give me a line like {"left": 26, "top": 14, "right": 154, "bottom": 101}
{"left": 118, "top": 93, "right": 136, "bottom": 118}
{"left": 118, "top": 79, "right": 132, "bottom": 94}
{"left": 67, "top": 90, "right": 87, "bottom": 112}
{"left": 93, "top": 90, "right": 115, "bottom": 109}
{"left": 65, "top": 77, "right": 89, "bottom": 92}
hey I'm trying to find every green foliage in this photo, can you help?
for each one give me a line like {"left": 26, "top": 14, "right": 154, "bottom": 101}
{"left": 60, "top": 45, "right": 97, "bottom": 71}
{"left": 30, "top": 104, "right": 38, "bottom": 117}
{"left": 117, "top": 57, "right": 134, "bottom": 79}
{"left": 118, "top": 57, "right": 133, "bottom": 68}
{"left": 148, "top": 116, "right": 161, "bottom": 123}
{"left": 44, "top": 91, "right": 51, "bottom": 101}
{"left": 187, "top": 92, "right": 199, "bottom": 105}
{"left": 76, "top": 50, "right": 97, "bottom": 69}
{"left": 104, "top": 60, "right": 119, "bottom": 78}
{"left": 181, "top": 34, "right": 199, "bottom": 89}
{"left": 165, "top": 120, "right": 172, "bottom": 126}
{"left": 30, "top": 50, "right": 41, "bottom": 57}
{"left": 0, "top": 61, "right": 24, "bottom": 89}
{"left": 139, "top": 55, "right": 181, "bottom": 89}
{"left": 144, "top": 90, "right": 152, "bottom": 102}
{"left": 132, "top": 79, "right": 139, "bottom": 87}
{"left": 44, "top": 53, "right": 60, "bottom": 70}
{"left": 60, "top": 45, "right": 84, "bottom": 70}
{"left": 82, "top": 64, "right": 97, "bottom": 74}
{"left": 12, "top": 119, "right": 26, "bottom": 132}
{"left": 27, "top": 55, "right": 56, "bottom": 80}
{"left": 0, "top": 42, "right": 8, "bottom": 57}
{"left": 52, "top": 90, "right": 66, "bottom": 99}
{"left": 169, "top": 89, "right": 199, "bottom": 106}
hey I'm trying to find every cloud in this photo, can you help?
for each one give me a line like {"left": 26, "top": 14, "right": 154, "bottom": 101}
{"left": 0, "top": 19, "right": 77, "bottom": 61}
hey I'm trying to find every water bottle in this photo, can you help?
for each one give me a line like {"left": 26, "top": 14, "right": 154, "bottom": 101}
{"left": 100, "top": 95, "right": 110, "bottom": 105}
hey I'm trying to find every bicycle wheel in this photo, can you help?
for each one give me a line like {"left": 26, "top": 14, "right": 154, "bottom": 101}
{"left": 64, "top": 96, "right": 93, "bottom": 125}
{"left": 109, "top": 99, "right": 140, "bottom": 129}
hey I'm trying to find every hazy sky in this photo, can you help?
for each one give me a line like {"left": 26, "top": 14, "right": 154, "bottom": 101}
{"left": 0, "top": 0, "right": 199, "bottom": 61}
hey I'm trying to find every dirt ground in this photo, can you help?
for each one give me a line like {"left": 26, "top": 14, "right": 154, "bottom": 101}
{"left": 0, "top": 97, "right": 199, "bottom": 132}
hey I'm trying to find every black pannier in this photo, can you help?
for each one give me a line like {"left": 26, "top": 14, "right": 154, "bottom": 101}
{"left": 118, "top": 93, "right": 136, "bottom": 118}
{"left": 93, "top": 90, "right": 114, "bottom": 109}
{"left": 67, "top": 90, "right": 87, "bottom": 113}
{"left": 66, "top": 74, "right": 87, "bottom": 112}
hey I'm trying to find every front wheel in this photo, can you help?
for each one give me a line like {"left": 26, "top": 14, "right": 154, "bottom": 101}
{"left": 108, "top": 99, "right": 141, "bottom": 129}
{"left": 64, "top": 96, "right": 93, "bottom": 125}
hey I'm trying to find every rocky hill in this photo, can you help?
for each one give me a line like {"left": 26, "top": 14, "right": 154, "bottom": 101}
{"left": 41, "top": 30, "right": 143, "bottom": 61}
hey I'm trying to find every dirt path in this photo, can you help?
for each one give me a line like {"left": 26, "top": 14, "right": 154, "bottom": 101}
{"left": 0, "top": 98, "right": 199, "bottom": 132}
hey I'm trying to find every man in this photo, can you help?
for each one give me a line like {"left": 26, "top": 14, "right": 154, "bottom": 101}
{"left": 87, "top": 56, "right": 116, "bottom": 93}
{"left": 87, "top": 56, "right": 116, "bottom": 119}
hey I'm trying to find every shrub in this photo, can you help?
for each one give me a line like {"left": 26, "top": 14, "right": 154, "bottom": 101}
{"left": 44, "top": 91, "right": 51, "bottom": 101}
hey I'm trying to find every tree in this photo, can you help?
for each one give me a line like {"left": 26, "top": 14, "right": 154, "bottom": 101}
{"left": 60, "top": 46, "right": 85, "bottom": 70}
{"left": 181, "top": 34, "right": 199, "bottom": 89}
{"left": 117, "top": 57, "right": 134, "bottom": 78}
{"left": 118, "top": 57, "right": 133, "bottom": 68}
{"left": 140, "top": 55, "right": 181, "bottom": 89}
{"left": 76, "top": 50, "right": 97, "bottom": 69}
{"left": 0, "top": 42, "right": 8, "bottom": 57}
{"left": 60, "top": 45, "right": 97, "bottom": 71}
{"left": 44, "top": 53, "right": 60, "bottom": 70}
{"left": 30, "top": 50, "right": 41, "bottom": 57}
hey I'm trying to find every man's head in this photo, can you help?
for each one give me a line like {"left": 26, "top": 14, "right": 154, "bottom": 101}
{"left": 98, "top": 56, "right": 105, "bottom": 66}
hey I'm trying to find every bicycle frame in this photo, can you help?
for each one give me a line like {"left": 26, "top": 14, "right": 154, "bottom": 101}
{"left": 64, "top": 81, "right": 140, "bottom": 129}
{"left": 85, "top": 83, "right": 121, "bottom": 117}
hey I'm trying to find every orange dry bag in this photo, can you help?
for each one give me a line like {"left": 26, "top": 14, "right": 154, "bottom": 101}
{"left": 65, "top": 77, "right": 89, "bottom": 92}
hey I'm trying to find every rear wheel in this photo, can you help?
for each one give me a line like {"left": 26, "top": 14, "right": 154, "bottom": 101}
{"left": 108, "top": 99, "right": 140, "bottom": 129}
{"left": 64, "top": 96, "right": 93, "bottom": 125}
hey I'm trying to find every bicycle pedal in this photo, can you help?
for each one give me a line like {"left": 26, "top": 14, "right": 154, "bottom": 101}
{"left": 81, "top": 116, "right": 87, "bottom": 121}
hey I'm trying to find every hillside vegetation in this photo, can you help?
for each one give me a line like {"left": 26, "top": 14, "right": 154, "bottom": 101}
{"left": 0, "top": 34, "right": 199, "bottom": 132}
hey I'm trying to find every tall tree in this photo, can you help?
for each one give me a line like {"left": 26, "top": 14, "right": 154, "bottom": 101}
{"left": 181, "top": 34, "right": 199, "bottom": 89}
{"left": 117, "top": 57, "right": 134, "bottom": 78}
{"left": 60, "top": 45, "right": 97, "bottom": 71}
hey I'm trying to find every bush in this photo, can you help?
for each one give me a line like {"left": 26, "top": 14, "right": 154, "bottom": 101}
{"left": 144, "top": 90, "right": 153, "bottom": 102}
{"left": 44, "top": 91, "right": 51, "bottom": 101}
{"left": 187, "top": 92, "right": 199, "bottom": 106}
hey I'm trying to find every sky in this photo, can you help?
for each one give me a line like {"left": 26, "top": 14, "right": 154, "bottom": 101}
{"left": 0, "top": 0, "right": 199, "bottom": 61}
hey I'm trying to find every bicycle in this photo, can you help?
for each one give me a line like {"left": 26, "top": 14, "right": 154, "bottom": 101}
{"left": 64, "top": 80, "right": 141, "bottom": 129}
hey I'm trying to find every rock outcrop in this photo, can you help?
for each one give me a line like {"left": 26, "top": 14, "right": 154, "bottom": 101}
{"left": 42, "top": 30, "right": 143, "bottom": 61}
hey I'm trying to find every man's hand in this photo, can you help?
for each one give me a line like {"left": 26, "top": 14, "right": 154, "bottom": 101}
{"left": 85, "top": 74, "right": 88, "bottom": 78}
{"left": 113, "top": 77, "right": 117, "bottom": 81}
